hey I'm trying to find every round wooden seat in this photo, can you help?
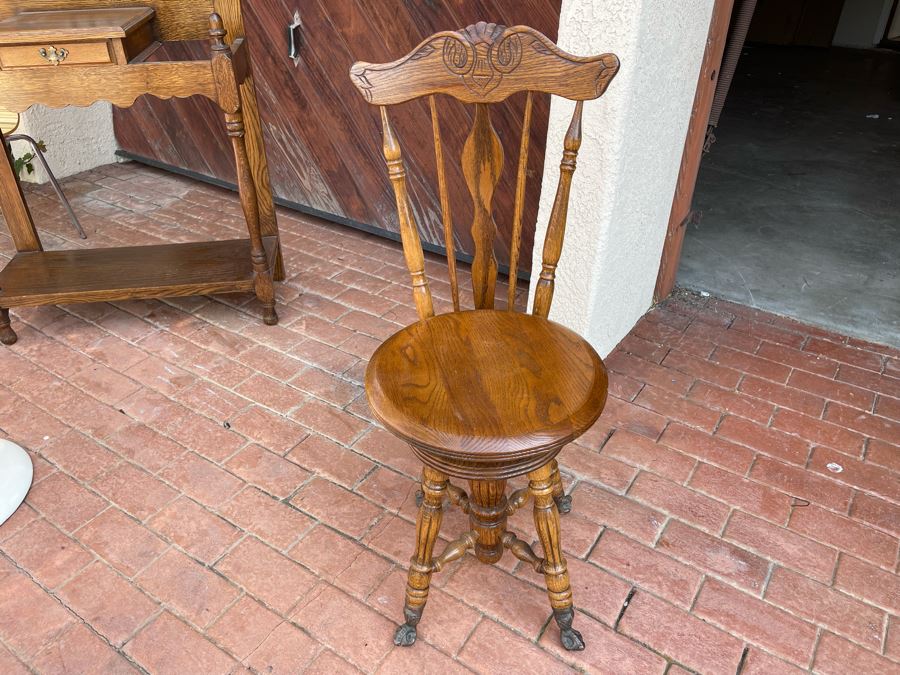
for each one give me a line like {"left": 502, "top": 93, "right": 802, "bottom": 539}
{"left": 366, "top": 309, "right": 608, "bottom": 479}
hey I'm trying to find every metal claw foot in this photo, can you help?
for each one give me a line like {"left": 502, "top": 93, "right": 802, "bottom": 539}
{"left": 554, "top": 493, "right": 572, "bottom": 514}
{"left": 415, "top": 490, "right": 424, "bottom": 507}
{"left": 560, "top": 626, "right": 585, "bottom": 651}
{"left": 394, "top": 606, "right": 421, "bottom": 646}
{"left": 554, "top": 607, "right": 584, "bottom": 651}
{"left": 393, "top": 622, "right": 418, "bottom": 646}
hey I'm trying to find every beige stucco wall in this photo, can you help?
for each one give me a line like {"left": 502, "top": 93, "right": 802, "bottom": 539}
{"left": 10, "top": 102, "right": 118, "bottom": 184}
{"left": 528, "top": 0, "right": 715, "bottom": 356}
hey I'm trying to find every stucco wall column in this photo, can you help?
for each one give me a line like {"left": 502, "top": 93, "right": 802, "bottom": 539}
{"left": 528, "top": 0, "right": 716, "bottom": 356}
{"left": 10, "top": 102, "right": 118, "bottom": 184}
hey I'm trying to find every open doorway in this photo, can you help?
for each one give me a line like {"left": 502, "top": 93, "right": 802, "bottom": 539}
{"left": 676, "top": 0, "right": 900, "bottom": 347}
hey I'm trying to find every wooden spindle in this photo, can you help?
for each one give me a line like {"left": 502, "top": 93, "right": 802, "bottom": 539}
{"left": 462, "top": 103, "right": 502, "bottom": 310}
{"left": 210, "top": 12, "right": 277, "bottom": 325}
{"left": 429, "top": 95, "right": 460, "bottom": 312}
{"left": 507, "top": 91, "right": 533, "bottom": 311}
{"left": 381, "top": 106, "right": 435, "bottom": 320}
{"left": 532, "top": 100, "right": 583, "bottom": 318}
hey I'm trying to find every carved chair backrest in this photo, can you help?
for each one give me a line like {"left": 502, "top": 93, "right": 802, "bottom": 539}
{"left": 0, "top": 1, "right": 245, "bottom": 42}
{"left": 350, "top": 22, "right": 619, "bottom": 320}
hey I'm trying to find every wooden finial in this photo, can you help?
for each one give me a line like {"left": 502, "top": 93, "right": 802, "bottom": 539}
{"left": 209, "top": 13, "right": 227, "bottom": 51}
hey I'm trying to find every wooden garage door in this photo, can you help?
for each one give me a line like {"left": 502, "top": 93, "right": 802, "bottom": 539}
{"left": 113, "top": 1, "right": 563, "bottom": 275}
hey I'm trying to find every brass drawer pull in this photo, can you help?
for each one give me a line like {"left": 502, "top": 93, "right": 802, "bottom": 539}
{"left": 38, "top": 46, "right": 68, "bottom": 65}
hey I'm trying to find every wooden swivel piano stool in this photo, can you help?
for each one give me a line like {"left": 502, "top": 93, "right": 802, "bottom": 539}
{"left": 0, "top": 1, "right": 284, "bottom": 345}
{"left": 351, "top": 23, "right": 620, "bottom": 650}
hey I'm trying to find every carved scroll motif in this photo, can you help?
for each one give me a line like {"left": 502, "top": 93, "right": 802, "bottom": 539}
{"left": 441, "top": 22, "right": 523, "bottom": 97}
{"left": 350, "top": 22, "right": 620, "bottom": 105}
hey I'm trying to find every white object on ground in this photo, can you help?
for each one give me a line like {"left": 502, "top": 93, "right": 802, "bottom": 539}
{"left": 0, "top": 439, "right": 33, "bottom": 526}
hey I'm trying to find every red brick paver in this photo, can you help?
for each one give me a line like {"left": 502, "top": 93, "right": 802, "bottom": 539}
{"left": 1, "top": 164, "right": 899, "bottom": 673}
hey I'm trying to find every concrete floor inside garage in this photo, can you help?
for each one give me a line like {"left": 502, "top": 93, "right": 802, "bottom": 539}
{"left": 678, "top": 44, "right": 900, "bottom": 349}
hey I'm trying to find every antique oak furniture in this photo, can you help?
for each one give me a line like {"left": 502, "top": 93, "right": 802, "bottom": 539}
{"left": 351, "top": 23, "right": 619, "bottom": 650}
{"left": 0, "top": 1, "right": 283, "bottom": 345}
{"left": 112, "top": 1, "right": 565, "bottom": 277}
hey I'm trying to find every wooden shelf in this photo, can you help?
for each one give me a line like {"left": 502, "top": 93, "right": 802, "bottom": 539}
{"left": 0, "top": 5, "right": 282, "bottom": 342}
{"left": 0, "top": 236, "right": 277, "bottom": 308}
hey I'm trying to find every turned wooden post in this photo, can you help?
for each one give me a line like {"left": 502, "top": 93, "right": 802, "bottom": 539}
{"left": 532, "top": 101, "right": 584, "bottom": 318}
{"left": 214, "top": 0, "right": 285, "bottom": 281}
{"left": 468, "top": 479, "right": 508, "bottom": 564}
{"left": 528, "top": 462, "right": 584, "bottom": 651}
{"left": 395, "top": 466, "right": 448, "bottom": 646}
{"left": 209, "top": 13, "right": 277, "bottom": 325}
{"left": 380, "top": 106, "right": 434, "bottom": 321}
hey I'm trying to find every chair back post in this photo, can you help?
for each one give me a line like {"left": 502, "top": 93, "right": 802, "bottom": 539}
{"left": 381, "top": 106, "right": 435, "bottom": 321}
{"left": 532, "top": 101, "right": 583, "bottom": 318}
{"left": 350, "top": 23, "right": 619, "bottom": 315}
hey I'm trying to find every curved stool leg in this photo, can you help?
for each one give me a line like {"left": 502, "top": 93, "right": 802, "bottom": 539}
{"left": 548, "top": 458, "right": 572, "bottom": 514}
{"left": 529, "top": 462, "right": 584, "bottom": 651}
{"left": 0, "top": 308, "right": 16, "bottom": 345}
{"left": 395, "top": 466, "right": 448, "bottom": 646}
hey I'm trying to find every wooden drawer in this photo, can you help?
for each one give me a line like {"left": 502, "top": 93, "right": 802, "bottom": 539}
{"left": 0, "top": 7, "right": 156, "bottom": 70}
{"left": 0, "top": 40, "right": 112, "bottom": 69}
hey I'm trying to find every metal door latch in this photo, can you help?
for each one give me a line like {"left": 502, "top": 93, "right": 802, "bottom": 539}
{"left": 288, "top": 10, "right": 302, "bottom": 64}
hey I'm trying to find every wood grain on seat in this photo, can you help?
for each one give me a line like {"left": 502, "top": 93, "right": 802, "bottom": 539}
{"left": 367, "top": 310, "right": 607, "bottom": 466}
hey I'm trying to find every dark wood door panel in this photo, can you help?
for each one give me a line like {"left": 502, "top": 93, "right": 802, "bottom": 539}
{"left": 113, "top": 0, "right": 562, "bottom": 274}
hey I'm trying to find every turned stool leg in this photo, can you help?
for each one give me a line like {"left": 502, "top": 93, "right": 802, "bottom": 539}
{"left": 0, "top": 309, "right": 16, "bottom": 345}
{"left": 529, "top": 462, "right": 584, "bottom": 651}
{"left": 548, "top": 458, "right": 572, "bottom": 514}
{"left": 395, "top": 466, "right": 448, "bottom": 646}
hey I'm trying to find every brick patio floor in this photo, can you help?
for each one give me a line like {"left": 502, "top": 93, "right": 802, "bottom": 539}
{"left": 1, "top": 162, "right": 899, "bottom": 674}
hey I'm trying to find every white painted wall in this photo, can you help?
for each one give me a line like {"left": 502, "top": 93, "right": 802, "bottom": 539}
{"left": 528, "top": 0, "right": 715, "bottom": 356}
{"left": 9, "top": 102, "right": 118, "bottom": 184}
{"left": 833, "top": 0, "right": 894, "bottom": 48}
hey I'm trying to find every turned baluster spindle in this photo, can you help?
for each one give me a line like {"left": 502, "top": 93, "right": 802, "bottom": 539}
{"left": 431, "top": 530, "right": 477, "bottom": 573}
{"left": 505, "top": 486, "right": 531, "bottom": 515}
{"left": 467, "top": 479, "right": 508, "bottom": 564}
{"left": 381, "top": 106, "right": 435, "bottom": 321}
{"left": 532, "top": 100, "right": 584, "bottom": 318}
{"left": 501, "top": 531, "right": 544, "bottom": 573}
{"left": 210, "top": 13, "right": 276, "bottom": 325}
